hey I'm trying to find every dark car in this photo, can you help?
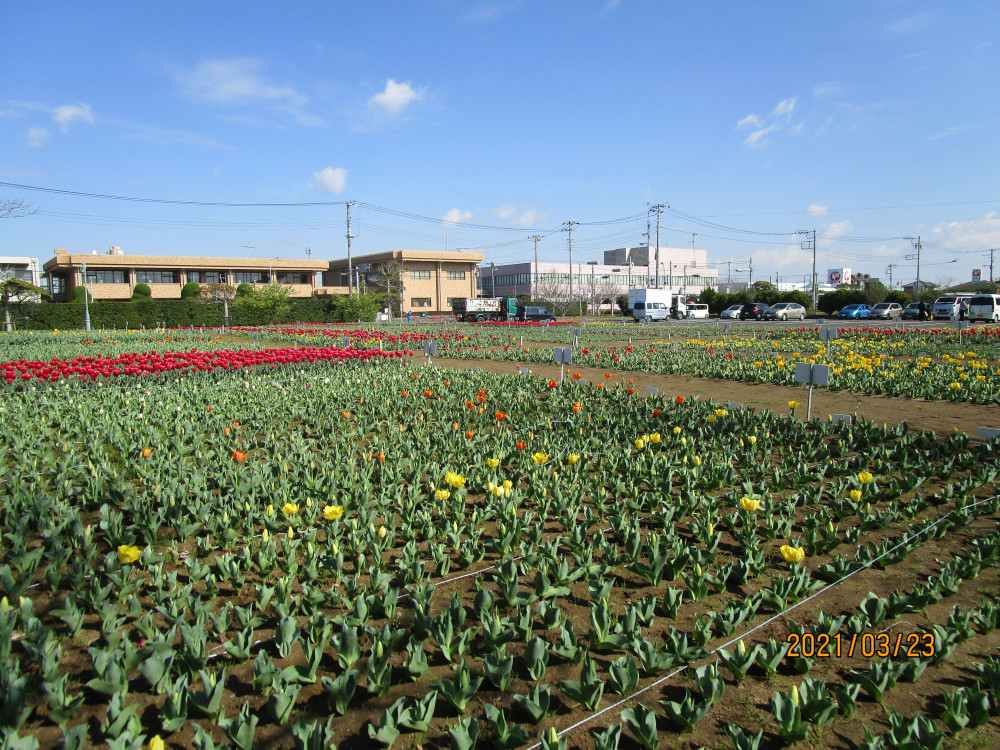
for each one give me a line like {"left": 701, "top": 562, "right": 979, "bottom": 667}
{"left": 900, "top": 302, "right": 922, "bottom": 320}
{"left": 516, "top": 305, "right": 557, "bottom": 323}
{"left": 739, "top": 302, "right": 770, "bottom": 321}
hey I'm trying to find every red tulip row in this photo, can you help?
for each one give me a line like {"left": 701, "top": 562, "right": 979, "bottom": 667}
{"left": 0, "top": 345, "right": 412, "bottom": 385}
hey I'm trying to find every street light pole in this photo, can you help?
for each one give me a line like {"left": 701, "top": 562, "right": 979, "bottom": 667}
{"left": 81, "top": 262, "right": 91, "bottom": 332}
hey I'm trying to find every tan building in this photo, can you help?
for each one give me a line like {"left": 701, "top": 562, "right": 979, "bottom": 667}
{"left": 43, "top": 248, "right": 328, "bottom": 301}
{"left": 321, "top": 250, "right": 483, "bottom": 315}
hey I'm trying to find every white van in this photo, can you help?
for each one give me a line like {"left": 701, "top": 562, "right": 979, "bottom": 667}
{"left": 686, "top": 303, "right": 710, "bottom": 319}
{"left": 968, "top": 294, "right": 1000, "bottom": 322}
{"left": 932, "top": 293, "right": 975, "bottom": 320}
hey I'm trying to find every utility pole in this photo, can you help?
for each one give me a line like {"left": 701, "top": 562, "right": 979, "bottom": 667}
{"left": 905, "top": 236, "right": 922, "bottom": 296}
{"left": 885, "top": 263, "right": 898, "bottom": 289}
{"left": 989, "top": 248, "right": 997, "bottom": 283}
{"left": 306, "top": 247, "right": 312, "bottom": 260}
{"left": 490, "top": 262, "right": 496, "bottom": 297}
{"left": 531, "top": 235, "right": 542, "bottom": 300}
{"left": 565, "top": 221, "right": 577, "bottom": 314}
{"left": 797, "top": 229, "right": 817, "bottom": 308}
{"left": 651, "top": 204, "right": 665, "bottom": 288}
{"left": 346, "top": 201, "right": 358, "bottom": 296}
{"left": 243, "top": 242, "right": 254, "bottom": 258}
{"left": 727, "top": 260, "right": 732, "bottom": 292}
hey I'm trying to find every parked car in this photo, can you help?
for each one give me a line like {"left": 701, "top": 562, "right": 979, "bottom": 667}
{"left": 968, "top": 294, "right": 1000, "bottom": 323}
{"left": 763, "top": 302, "right": 807, "bottom": 321}
{"left": 739, "top": 302, "right": 770, "bottom": 321}
{"left": 870, "top": 302, "right": 903, "bottom": 319}
{"left": 720, "top": 304, "right": 743, "bottom": 319}
{"left": 837, "top": 304, "right": 871, "bottom": 319}
{"left": 900, "top": 302, "right": 922, "bottom": 320}
{"left": 686, "top": 303, "right": 710, "bottom": 319}
{"left": 515, "top": 306, "right": 557, "bottom": 323}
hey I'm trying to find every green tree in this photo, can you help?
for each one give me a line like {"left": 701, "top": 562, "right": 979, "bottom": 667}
{"left": 335, "top": 293, "right": 383, "bottom": 322}
{"left": 131, "top": 283, "right": 152, "bottom": 301}
{"left": 181, "top": 281, "right": 201, "bottom": 299}
{"left": 886, "top": 290, "right": 910, "bottom": 306}
{"left": 0, "top": 278, "right": 47, "bottom": 332}
{"left": 234, "top": 284, "right": 293, "bottom": 324}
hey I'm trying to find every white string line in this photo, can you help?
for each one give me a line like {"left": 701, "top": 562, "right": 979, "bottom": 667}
{"left": 524, "top": 493, "right": 1000, "bottom": 748}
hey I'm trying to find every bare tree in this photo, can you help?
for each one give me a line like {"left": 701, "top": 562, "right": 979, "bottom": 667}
{"left": 1, "top": 198, "right": 39, "bottom": 220}
{"left": 198, "top": 284, "right": 238, "bottom": 325}
{"left": 532, "top": 277, "right": 574, "bottom": 315}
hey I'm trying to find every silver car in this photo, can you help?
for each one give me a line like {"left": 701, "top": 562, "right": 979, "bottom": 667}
{"left": 720, "top": 304, "right": 742, "bottom": 319}
{"left": 870, "top": 302, "right": 902, "bottom": 319}
{"left": 763, "top": 302, "right": 806, "bottom": 321}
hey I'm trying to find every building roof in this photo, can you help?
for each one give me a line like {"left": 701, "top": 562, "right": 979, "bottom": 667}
{"left": 43, "top": 250, "right": 328, "bottom": 273}
{"left": 327, "top": 249, "right": 484, "bottom": 266}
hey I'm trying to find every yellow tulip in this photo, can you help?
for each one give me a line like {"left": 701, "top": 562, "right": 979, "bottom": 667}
{"left": 788, "top": 400, "right": 800, "bottom": 409}
{"left": 531, "top": 452, "right": 550, "bottom": 464}
{"left": 378, "top": 525, "right": 387, "bottom": 539}
{"left": 116, "top": 545, "right": 141, "bottom": 564}
{"left": 282, "top": 502, "right": 299, "bottom": 516}
{"left": 262, "top": 528, "right": 270, "bottom": 543}
{"left": 672, "top": 426, "right": 681, "bottom": 435}
{"left": 649, "top": 433, "right": 661, "bottom": 444}
{"left": 149, "top": 736, "right": 165, "bottom": 750}
{"left": 566, "top": 453, "right": 580, "bottom": 464}
{"left": 740, "top": 497, "right": 760, "bottom": 512}
{"left": 850, "top": 489, "right": 862, "bottom": 502}
{"left": 634, "top": 439, "right": 646, "bottom": 450}
{"left": 444, "top": 471, "right": 467, "bottom": 488}
{"left": 486, "top": 457, "right": 500, "bottom": 468}
{"left": 780, "top": 545, "right": 806, "bottom": 564}
{"left": 857, "top": 471, "right": 875, "bottom": 484}
{"left": 692, "top": 456, "right": 702, "bottom": 466}
{"left": 435, "top": 489, "right": 451, "bottom": 501}
{"left": 323, "top": 505, "right": 344, "bottom": 521}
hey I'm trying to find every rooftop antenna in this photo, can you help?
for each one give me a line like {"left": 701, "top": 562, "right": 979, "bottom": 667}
{"left": 306, "top": 246, "right": 312, "bottom": 259}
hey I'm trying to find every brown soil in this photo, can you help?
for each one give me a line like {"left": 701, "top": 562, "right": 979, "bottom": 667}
{"left": 410, "top": 353, "right": 1000, "bottom": 439}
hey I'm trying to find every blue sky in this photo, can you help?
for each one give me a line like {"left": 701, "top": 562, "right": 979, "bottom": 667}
{"left": 2, "top": 1, "right": 998, "bottom": 289}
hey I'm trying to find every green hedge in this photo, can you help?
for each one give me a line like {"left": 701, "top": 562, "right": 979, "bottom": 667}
{"left": 8, "top": 294, "right": 385, "bottom": 331}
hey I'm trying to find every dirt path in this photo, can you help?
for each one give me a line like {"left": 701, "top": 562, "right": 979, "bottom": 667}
{"left": 409, "top": 354, "right": 1000, "bottom": 438}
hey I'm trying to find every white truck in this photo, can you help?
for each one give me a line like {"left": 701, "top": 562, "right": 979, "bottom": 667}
{"left": 628, "top": 288, "right": 687, "bottom": 321}
{"left": 451, "top": 296, "right": 518, "bottom": 322}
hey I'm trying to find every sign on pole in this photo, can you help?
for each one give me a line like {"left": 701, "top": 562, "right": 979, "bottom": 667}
{"left": 553, "top": 347, "right": 572, "bottom": 382}
{"left": 794, "top": 362, "right": 831, "bottom": 421}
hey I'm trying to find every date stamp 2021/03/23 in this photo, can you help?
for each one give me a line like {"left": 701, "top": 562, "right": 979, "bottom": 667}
{"left": 786, "top": 632, "right": 936, "bottom": 660}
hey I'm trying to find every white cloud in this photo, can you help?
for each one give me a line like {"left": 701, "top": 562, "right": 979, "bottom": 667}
{"left": 927, "top": 126, "right": 966, "bottom": 142}
{"left": 929, "top": 213, "right": 1000, "bottom": 250}
{"left": 491, "top": 205, "right": 516, "bottom": 220}
{"left": 887, "top": 11, "right": 934, "bottom": 36}
{"left": 823, "top": 219, "right": 853, "bottom": 240}
{"left": 745, "top": 123, "right": 779, "bottom": 149}
{"left": 737, "top": 96, "right": 798, "bottom": 148}
{"left": 367, "top": 79, "right": 424, "bottom": 116}
{"left": 513, "top": 209, "right": 546, "bottom": 228}
{"left": 26, "top": 127, "right": 49, "bottom": 147}
{"left": 807, "top": 204, "right": 828, "bottom": 217}
{"left": 310, "top": 166, "right": 347, "bottom": 195}
{"left": 177, "top": 58, "right": 320, "bottom": 125}
{"left": 442, "top": 208, "right": 473, "bottom": 225}
{"left": 52, "top": 103, "right": 94, "bottom": 132}
{"left": 772, "top": 97, "right": 796, "bottom": 117}
{"left": 736, "top": 114, "right": 763, "bottom": 130}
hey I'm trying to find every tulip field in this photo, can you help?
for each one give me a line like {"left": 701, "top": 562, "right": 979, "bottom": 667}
{"left": 2, "top": 326, "right": 1000, "bottom": 749}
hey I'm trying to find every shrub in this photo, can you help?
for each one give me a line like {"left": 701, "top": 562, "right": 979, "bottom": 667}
{"left": 181, "top": 282, "right": 201, "bottom": 300}
{"left": 131, "top": 283, "right": 152, "bottom": 301}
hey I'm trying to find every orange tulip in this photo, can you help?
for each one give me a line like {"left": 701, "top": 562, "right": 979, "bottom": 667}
{"left": 142, "top": 447, "right": 152, "bottom": 458}
{"left": 516, "top": 441, "right": 528, "bottom": 450}
{"left": 233, "top": 449, "right": 247, "bottom": 463}
{"left": 571, "top": 402, "right": 582, "bottom": 414}
{"left": 341, "top": 410, "right": 351, "bottom": 419}
{"left": 465, "top": 431, "right": 474, "bottom": 439}
{"left": 424, "top": 389, "right": 434, "bottom": 398}
{"left": 495, "top": 410, "right": 507, "bottom": 421}
{"left": 377, "top": 452, "right": 385, "bottom": 462}
{"left": 477, "top": 394, "right": 488, "bottom": 404}
{"left": 401, "top": 390, "right": 409, "bottom": 397}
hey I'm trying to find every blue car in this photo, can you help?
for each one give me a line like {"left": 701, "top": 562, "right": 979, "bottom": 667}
{"left": 837, "top": 304, "right": 871, "bottom": 319}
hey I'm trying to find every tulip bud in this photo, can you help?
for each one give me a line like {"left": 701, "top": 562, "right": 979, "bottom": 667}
{"left": 262, "top": 528, "right": 269, "bottom": 543}
{"left": 287, "top": 526, "right": 294, "bottom": 539}
{"left": 791, "top": 684, "right": 800, "bottom": 706}
{"left": 737, "top": 639, "right": 746, "bottom": 655}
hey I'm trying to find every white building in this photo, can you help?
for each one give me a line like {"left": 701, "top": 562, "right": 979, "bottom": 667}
{"left": 478, "top": 246, "right": 718, "bottom": 312}
{"left": 0, "top": 256, "right": 42, "bottom": 286}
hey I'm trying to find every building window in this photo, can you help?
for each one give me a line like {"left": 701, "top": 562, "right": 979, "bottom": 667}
{"left": 86, "top": 269, "right": 128, "bottom": 284}
{"left": 446, "top": 270, "right": 466, "bottom": 280}
{"left": 135, "top": 270, "right": 178, "bottom": 284}
{"left": 13, "top": 269, "right": 33, "bottom": 282}
{"left": 233, "top": 272, "right": 269, "bottom": 284}
{"left": 411, "top": 297, "right": 432, "bottom": 307}
{"left": 187, "top": 271, "right": 227, "bottom": 284}
{"left": 410, "top": 270, "right": 431, "bottom": 280}
{"left": 275, "top": 272, "right": 312, "bottom": 285}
